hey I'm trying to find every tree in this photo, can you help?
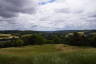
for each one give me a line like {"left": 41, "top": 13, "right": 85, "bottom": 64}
{"left": 22, "top": 34, "right": 33, "bottom": 45}
{"left": 14, "top": 39, "right": 24, "bottom": 47}
{"left": 22, "top": 34, "right": 47, "bottom": 45}
{"left": 87, "top": 34, "right": 96, "bottom": 47}
{"left": 10, "top": 37, "right": 24, "bottom": 47}
{"left": 52, "top": 35, "right": 61, "bottom": 44}
{"left": 31, "top": 34, "right": 47, "bottom": 45}
{"left": 66, "top": 32, "right": 86, "bottom": 46}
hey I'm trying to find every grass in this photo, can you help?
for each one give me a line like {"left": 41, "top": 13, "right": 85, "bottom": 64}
{"left": 0, "top": 44, "right": 96, "bottom": 64}
{"left": 0, "top": 44, "right": 58, "bottom": 56}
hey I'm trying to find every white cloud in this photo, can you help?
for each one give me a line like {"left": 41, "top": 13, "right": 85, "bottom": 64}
{"left": 0, "top": 0, "right": 96, "bottom": 31}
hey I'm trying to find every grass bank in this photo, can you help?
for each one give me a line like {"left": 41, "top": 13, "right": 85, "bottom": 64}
{"left": 0, "top": 44, "right": 96, "bottom": 64}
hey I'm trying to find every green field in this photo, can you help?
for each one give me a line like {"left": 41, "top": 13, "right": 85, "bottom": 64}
{"left": 0, "top": 44, "right": 96, "bottom": 64}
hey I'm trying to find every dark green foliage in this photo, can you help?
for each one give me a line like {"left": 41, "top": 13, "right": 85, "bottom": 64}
{"left": 13, "top": 39, "right": 24, "bottom": 47}
{"left": 28, "top": 34, "right": 47, "bottom": 45}
{"left": 87, "top": 34, "right": 96, "bottom": 47}
{"left": 22, "top": 34, "right": 47, "bottom": 45}
{"left": 22, "top": 34, "right": 34, "bottom": 45}
{"left": 0, "top": 38, "right": 24, "bottom": 48}
{"left": 0, "top": 30, "right": 96, "bottom": 48}
{"left": 66, "top": 32, "right": 86, "bottom": 46}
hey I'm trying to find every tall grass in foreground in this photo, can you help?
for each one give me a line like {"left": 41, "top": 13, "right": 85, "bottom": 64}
{"left": 0, "top": 52, "right": 96, "bottom": 64}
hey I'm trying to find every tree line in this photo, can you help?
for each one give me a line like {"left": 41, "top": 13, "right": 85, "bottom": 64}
{"left": 0, "top": 32, "right": 96, "bottom": 48}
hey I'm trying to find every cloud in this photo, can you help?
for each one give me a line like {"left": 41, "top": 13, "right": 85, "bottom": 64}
{"left": 0, "top": 0, "right": 96, "bottom": 31}
{"left": 0, "top": 0, "right": 36, "bottom": 18}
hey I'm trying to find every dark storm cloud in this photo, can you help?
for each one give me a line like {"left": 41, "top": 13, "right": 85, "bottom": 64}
{"left": 0, "top": 0, "right": 36, "bottom": 18}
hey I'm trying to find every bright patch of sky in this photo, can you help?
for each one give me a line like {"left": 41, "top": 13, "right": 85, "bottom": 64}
{"left": 38, "top": 0, "right": 56, "bottom": 5}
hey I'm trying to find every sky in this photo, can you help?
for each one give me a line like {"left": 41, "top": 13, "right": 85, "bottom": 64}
{"left": 0, "top": 0, "right": 96, "bottom": 31}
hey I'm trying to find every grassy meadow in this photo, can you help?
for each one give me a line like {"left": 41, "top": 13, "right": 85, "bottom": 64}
{"left": 0, "top": 44, "right": 96, "bottom": 64}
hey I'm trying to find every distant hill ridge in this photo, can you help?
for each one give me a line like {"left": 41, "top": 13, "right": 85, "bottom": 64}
{"left": 0, "top": 30, "right": 95, "bottom": 34}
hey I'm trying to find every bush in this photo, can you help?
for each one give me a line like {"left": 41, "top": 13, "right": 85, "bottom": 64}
{"left": 87, "top": 34, "right": 96, "bottom": 47}
{"left": 66, "top": 32, "right": 86, "bottom": 46}
{"left": 22, "top": 34, "right": 47, "bottom": 45}
{"left": 13, "top": 39, "right": 24, "bottom": 47}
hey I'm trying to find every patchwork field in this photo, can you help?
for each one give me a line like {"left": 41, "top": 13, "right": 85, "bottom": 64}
{"left": 0, "top": 44, "right": 96, "bottom": 64}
